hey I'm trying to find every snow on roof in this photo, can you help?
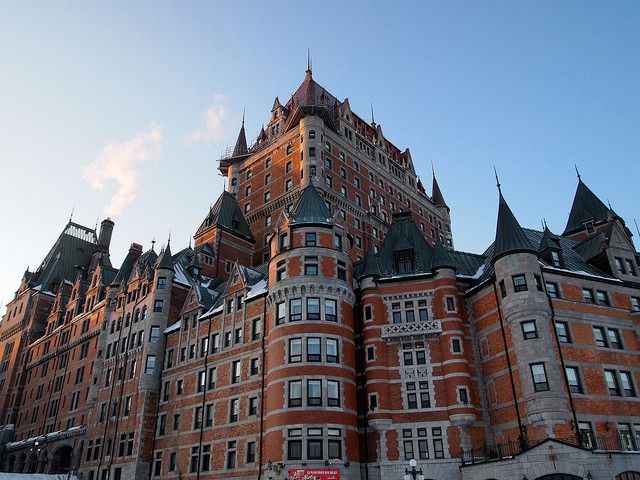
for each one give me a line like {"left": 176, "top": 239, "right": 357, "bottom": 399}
{"left": 164, "top": 321, "right": 182, "bottom": 334}
{"left": 245, "top": 278, "right": 267, "bottom": 301}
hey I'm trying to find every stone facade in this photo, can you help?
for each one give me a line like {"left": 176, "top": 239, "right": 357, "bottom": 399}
{"left": 0, "top": 68, "right": 639, "bottom": 480}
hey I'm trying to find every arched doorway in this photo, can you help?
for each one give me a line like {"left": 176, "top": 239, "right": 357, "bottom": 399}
{"left": 50, "top": 445, "right": 73, "bottom": 474}
{"left": 617, "top": 473, "right": 640, "bottom": 480}
{"left": 535, "top": 475, "right": 582, "bottom": 480}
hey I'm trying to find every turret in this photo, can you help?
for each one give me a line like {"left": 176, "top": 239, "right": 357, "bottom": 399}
{"left": 491, "top": 186, "right": 570, "bottom": 438}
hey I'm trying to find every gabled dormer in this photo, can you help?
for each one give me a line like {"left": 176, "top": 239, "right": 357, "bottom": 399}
{"left": 538, "top": 227, "right": 564, "bottom": 268}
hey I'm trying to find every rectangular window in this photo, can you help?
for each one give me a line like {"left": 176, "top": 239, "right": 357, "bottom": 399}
{"left": 578, "top": 422, "right": 595, "bottom": 449}
{"left": 304, "top": 257, "right": 318, "bottom": 275}
{"left": 308, "top": 439, "right": 323, "bottom": 460}
{"left": 288, "top": 439, "right": 302, "bottom": 460}
{"left": 205, "top": 404, "right": 214, "bottom": 427}
{"left": 324, "top": 298, "right": 337, "bottom": 321}
{"left": 307, "top": 379, "right": 322, "bottom": 406}
{"left": 305, "top": 232, "right": 317, "bottom": 246}
{"left": 288, "top": 380, "right": 302, "bottom": 407}
{"left": 445, "top": 297, "right": 456, "bottom": 312}
{"left": 521, "top": 320, "right": 538, "bottom": 340}
{"left": 290, "top": 298, "right": 302, "bottom": 321}
{"left": 229, "top": 398, "right": 239, "bottom": 422}
{"left": 193, "top": 407, "right": 202, "bottom": 430}
{"left": 631, "top": 296, "right": 640, "bottom": 311}
{"left": 157, "top": 277, "right": 166, "bottom": 289}
{"left": 231, "top": 360, "right": 241, "bottom": 384}
{"left": 596, "top": 290, "right": 609, "bottom": 306}
{"left": 250, "top": 357, "right": 259, "bottom": 376}
{"left": 451, "top": 338, "right": 462, "bottom": 353}
{"left": 248, "top": 397, "right": 258, "bottom": 416}
{"left": 307, "top": 337, "right": 321, "bottom": 362}
{"left": 582, "top": 288, "right": 595, "bottom": 303}
{"left": 620, "top": 371, "right": 636, "bottom": 397}
{"left": 364, "top": 305, "right": 372, "bottom": 321}
{"left": 276, "top": 301, "right": 286, "bottom": 325}
{"left": 626, "top": 259, "right": 637, "bottom": 276}
{"left": 226, "top": 441, "right": 237, "bottom": 469}
{"left": 289, "top": 338, "right": 302, "bottom": 363}
{"left": 153, "top": 300, "right": 163, "bottom": 312}
{"left": 307, "top": 297, "right": 320, "bottom": 320}
{"left": 326, "top": 338, "right": 338, "bottom": 363}
{"left": 499, "top": 280, "right": 507, "bottom": 298}
{"left": 145, "top": 355, "right": 156, "bottom": 374}
{"left": 605, "top": 370, "right": 620, "bottom": 396}
{"left": 327, "top": 380, "right": 340, "bottom": 406}
{"left": 607, "top": 328, "right": 623, "bottom": 349}
{"left": 246, "top": 441, "right": 256, "bottom": 464}
{"left": 512, "top": 275, "right": 527, "bottom": 292}
{"left": 149, "top": 326, "right": 160, "bottom": 342}
{"left": 546, "top": 282, "right": 560, "bottom": 298}
{"left": 593, "top": 326, "right": 607, "bottom": 347}
{"left": 565, "top": 366, "right": 583, "bottom": 394}
{"left": 531, "top": 363, "right": 549, "bottom": 392}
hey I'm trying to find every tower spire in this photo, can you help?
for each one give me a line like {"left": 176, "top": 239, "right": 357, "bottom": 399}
{"left": 494, "top": 166, "right": 502, "bottom": 195}
{"left": 242, "top": 107, "right": 245, "bottom": 126}
{"left": 574, "top": 164, "right": 581, "bottom": 182}
{"left": 370, "top": 102, "right": 375, "bottom": 126}
{"left": 306, "top": 49, "right": 312, "bottom": 75}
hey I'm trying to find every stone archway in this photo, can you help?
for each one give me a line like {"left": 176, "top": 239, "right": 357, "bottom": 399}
{"left": 535, "top": 475, "right": 582, "bottom": 480}
{"left": 49, "top": 445, "right": 73, "bottom": 474}
{"left": 617, "top": 473, "right": 640, "bottom": 480}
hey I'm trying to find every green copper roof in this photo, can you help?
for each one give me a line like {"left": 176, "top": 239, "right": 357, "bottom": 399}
{"left": 492, "top": 192, "right": 535, "bottom": 262}
{"left": 538, "top": 226, "right": 562, "bottom": 252}
{"left": 563, "top": 179, "right": 611, "bottom": 235}
{"left": 431, "top": 237, "right": 456, "bottom": 271}
{"left": 197, "top": 191, "right": 255, "bottom": 242}
{"left": 358, "top": 246, "right": 381, "bottom": 279}
{"left": 376, "top": 211, "right": 433, "bottom": 276}
{"left": 290, "top": 184, "right": 332, "bottom": 225}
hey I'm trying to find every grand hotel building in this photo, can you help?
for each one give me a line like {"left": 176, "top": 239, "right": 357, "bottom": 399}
{"left": 0, "top": 66, "right": 639, "bottom": 480}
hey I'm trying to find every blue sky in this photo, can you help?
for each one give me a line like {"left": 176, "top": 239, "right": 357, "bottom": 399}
{"left": 1, "top": 1, "right": 639, "bottom": 314}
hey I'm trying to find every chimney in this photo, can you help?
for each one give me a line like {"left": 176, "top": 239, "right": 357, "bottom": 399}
{"left": 98, "top": 218, "right": 115, "bottom": 251}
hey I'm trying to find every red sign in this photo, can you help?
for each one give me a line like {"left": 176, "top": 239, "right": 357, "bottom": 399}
{"left": 288, "top": 468, "right": 340, "bottom": 480}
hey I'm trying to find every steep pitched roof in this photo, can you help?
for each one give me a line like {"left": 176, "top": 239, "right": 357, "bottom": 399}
{"left": 231, "top": 120, "right": 248, "bottom": 157}
{"left": 492, "top": 192, "right": 535, "bottom": 262}
{"left": 286, "top": 69, "right": 339, "bottom": 110}
{"left": 32, "top": 222, "right": 100, "bottom": 292}
{"left": 111, "top": 244, "right": 144, "bottom": 286}
{"left": 432, "top": 175, "right": 447, "bottom": 208}
{"left": 358, "top": 247, "right": 381, "bottom": 279}
{"left": 196, "top": 191, "right": 255, "bottom": 242}
{"left": 564, "top": 179, "right": 611, "bottom": 235}
{"left": 538, "top": 226, "right": 562, "bottom": 252}
{"left": 376, "top": 211, "right": 433, "bottom": 277}
{"left": 431, "top": 237, "right": 456, "bottom": 271}
{"left": 157, "top": 241, "right": 174, "bottom": 271}
{"left": 290, "top": 184, "right": 332, "bottom": 226}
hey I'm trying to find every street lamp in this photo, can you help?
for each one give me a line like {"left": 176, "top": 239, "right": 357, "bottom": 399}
{"left": 403, "top": 458, "right": 425, "bottom": 480}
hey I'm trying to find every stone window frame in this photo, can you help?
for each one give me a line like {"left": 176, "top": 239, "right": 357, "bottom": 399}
{"left": 285, "top": 425, "right": 344, "bottom": 462}
{"left": 383, "top": 292, "right": 434, "bottom": 326}
{"left": 405, "top": 380, "right": 431, "bottom": 410}
{"left": 400, "top": 424, "right": 449, "bottom": 461}
{"left": 285, "top": 334, "right": 341, "bottom": 366}
{"left": 450, "top": 337, "right": 463, "bottom": 355}
{"left": 457, "top": 386, "right": 470, "bottom": 405}
{"left": 564, "top": 365, "right": 584, "bottom": 394}
{"left": 520, "top": 320, "right": 538, "bottom": 340}
{"left": 444, "top": 295, "right": 457, "bottom": 313}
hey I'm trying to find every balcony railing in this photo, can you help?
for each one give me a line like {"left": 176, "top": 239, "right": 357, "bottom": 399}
{"left": 460, "top": 434, "right": 640, "bottom": 466}
{"left": 381, "top": 320, "right": 442, "bottom": 340}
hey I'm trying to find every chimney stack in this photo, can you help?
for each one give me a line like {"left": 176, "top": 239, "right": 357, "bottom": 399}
{"left": 98, "top": 218, "right": 115, "bottom": 251}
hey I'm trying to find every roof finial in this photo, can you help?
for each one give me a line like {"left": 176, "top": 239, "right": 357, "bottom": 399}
{"left": 431, "top": 159, "right": 435, "bottom": 177}
{"left": 242, "top": 107, "right": 245, "bottom": 126}
{"left": 167, "top": 230, "right": 171, "bottom": 246}
{"left": 189, "top": 237, "right": 192, "bottom": 249}
{"left": 543, "top": 217, "right": 548, "bottom": 230}
{"left": 69, "top": 205, "right": 75, "bottom": 223}
{"left": 607, "top": 198, "right": 613, "bottom": 210}
{"left": 493, "top": 166, "right": 502, "bottom": 194}
{"left": 574, "top": 164, "right": 581, "bottom": 181}
{"left": 306, "top": 48, "right": 312, "bottom": 75}
{"left": 634, "top": 219, "right": 640, "bottom": 240}
{"left": 370, "top": 102, "right": 375, "bottom": 126}
{"left": 151, "top": 237, "right": 156, "bottom": 251}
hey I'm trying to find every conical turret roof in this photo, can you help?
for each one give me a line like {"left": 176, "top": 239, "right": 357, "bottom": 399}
{"left": 232, "top": 119, "right": 248, "bottom": 157}
{"left": 492, "top": 191, "right": 535, "bottom": 262}
{"left": 290, "top": 184, "right": 332, "bottom": 225}
{"left": 431, "top": 237, "right": 456, "bottom": 271}
{"left": 432, "top": 175, "right": 447, "bottom": 208}
{"left": 564, "top": 178, "right": 611, "bottom": 235}
{"left": 538, "top": 226, "right": 561, "bottom": 252}
{"left": 157, "top": 240, "right": 174, "bottom": 271}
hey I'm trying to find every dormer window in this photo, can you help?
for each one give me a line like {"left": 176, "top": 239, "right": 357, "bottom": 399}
{"left": 550, "top": 250, "right": 563, "bottom": 268}
{"left": 585, "top": 221, "right": 595, "bottom": 234}
{"left": 395, "top": 250, "right": 414, "bottom": 274}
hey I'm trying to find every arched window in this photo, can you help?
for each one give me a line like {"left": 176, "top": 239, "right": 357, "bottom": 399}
{"left": 142, "top": 306, "right": 148, "bottom": 321}
{"left": 134, "top": 308, "right": 140, "bottom": 323}
{"left": 617, "top": 473, "right": 640, "bottom": 480}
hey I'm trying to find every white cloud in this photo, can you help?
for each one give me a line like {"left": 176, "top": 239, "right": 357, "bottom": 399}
{"left": 187, "top": 94, "right": 229, "bottom": 145}
{"left": 83, "top": 124, "right": 163, "bottom": 216}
